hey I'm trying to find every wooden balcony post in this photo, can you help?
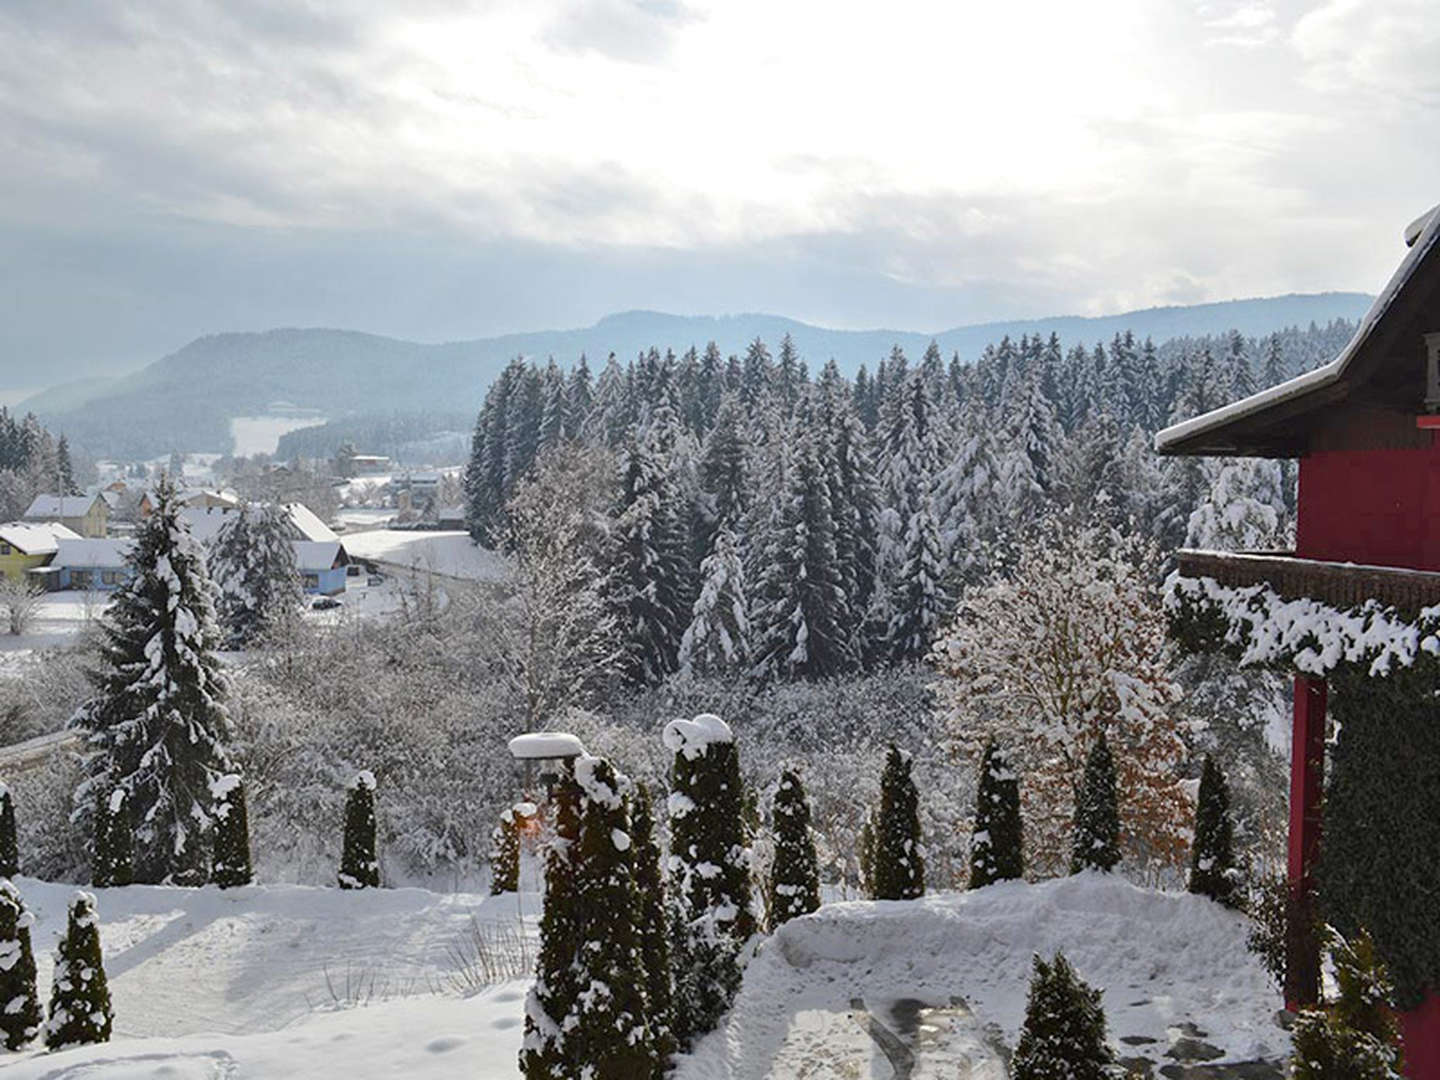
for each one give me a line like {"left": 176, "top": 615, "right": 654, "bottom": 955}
{"left": 1286, "top": 674, "right": 1326, "bottom": 1010}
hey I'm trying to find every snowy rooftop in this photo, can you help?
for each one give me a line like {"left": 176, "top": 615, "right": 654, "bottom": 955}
{"left": 294, "top": 540, "right": 345, "bottom": 572}
{"left": 1156, "top": 202, "right": 1440, "bottom": 457}
{"left": 284, "top": 502, "right": 339, "bottom": 543}
{"left": 23, "top": 493, "right": 102, "bottom": 519}
{"left": 54, "top": 537, "right": 133, "bottom": 569}
{"left": 0, "top": 520, "right": 81, "bottom": 555}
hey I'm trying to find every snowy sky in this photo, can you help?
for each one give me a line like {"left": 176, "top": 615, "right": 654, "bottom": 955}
{"left": 1, "top": 0, "right": 1437, "bottom": 383}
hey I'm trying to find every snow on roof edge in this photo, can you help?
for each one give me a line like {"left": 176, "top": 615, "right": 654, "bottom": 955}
{"left": 1155, "top": 204, "right": 1440, "bottom": 454}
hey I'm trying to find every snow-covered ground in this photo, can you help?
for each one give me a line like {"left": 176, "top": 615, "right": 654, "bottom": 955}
{"left": 341, "top": 530, "right": 508, "bottom": 583}
{"left": 679, "top": 874, "right": 1287, "bottom": 1079}
{"left": 0, "top": 591, "right": 108, "bottom": 668}
{"left": 2, "top": 877, "right": 538, "bottom": 1078}
{"left": 231, "top": 415, "right": 326, "bottom": 457}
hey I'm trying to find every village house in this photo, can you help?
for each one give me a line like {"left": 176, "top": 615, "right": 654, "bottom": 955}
{"left": 22, "top": 492, "right": 109, "bottom": 538}
{"left": 0, "top": 521, "right": 81, "bottom": 582}
{"left": 51, "top": 538, "right": 134, "bottom": 591}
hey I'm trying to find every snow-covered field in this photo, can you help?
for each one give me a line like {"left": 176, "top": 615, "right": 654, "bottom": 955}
{"left": 0, "top": 592, "right": 107, "bottom": 667}
{"left": 0, "top": 873, "right": 1285, "bottom": 1078}
{"left": 230, "top": 416, "right": 325, "bottom": 457}
{"left": 341, "top": 530, "right": 509, "bottom": 583}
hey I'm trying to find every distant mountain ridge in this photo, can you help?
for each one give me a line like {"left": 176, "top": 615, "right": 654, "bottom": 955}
{"left": 27, "top": 291, "right": 1374, "bottom": 458}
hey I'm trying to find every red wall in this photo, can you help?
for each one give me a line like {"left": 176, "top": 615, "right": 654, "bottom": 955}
{"left": 1297, "top": 442, "right": 1440, "bottom": 570}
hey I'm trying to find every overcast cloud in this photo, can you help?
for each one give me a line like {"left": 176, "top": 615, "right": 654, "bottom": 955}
{"left": 1, "top": 0, "right": 1437, "bottom": 385}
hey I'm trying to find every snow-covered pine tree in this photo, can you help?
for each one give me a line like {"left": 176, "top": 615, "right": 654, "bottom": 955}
{"left": 338, "top": 771, "right": 380, "bottom": 889}
{"left": 0, "top": 782, "right": 16, "bottom": 878}
{"left": 768, "top": 769, "right": 820, "bottom": 929}
{"left": 885, "top": 486, "right": 948, "bottom": 664}
{"left": 934, "top": 401, "right": 997, "bottom": 586}
{"left": 568, "top": 756, "right": 659, "bottom": 1079}
{"left": 209, "top": 500, "right": 303, "bottom": 646}
{"left": 1185, "top": 457, "right": 1289, "bottom": 552}
{"left": 678, "top": 525, "right": 750, "bottom": 676}
{"left": 1188, "top": 755, "right": 1238, "bottom": 908}
{"left": 0, "top": 879, "right": 41, "bottom": 1050}
{"left": 1011, "top": 951, "right": 1113, "bottom": 1080}
{"left": 45, "top": 892, "right": 112, "bottom": 1050}
{"left": 521, "top": 761, "right": 584, "bottom": 1080}
{"left": 1071, "top": 733, "right": 1120, "bottom": 874}
{"left": 631, "top": 782, "right": 674, "bottom": 1071}
{"left": 92, "top": 787, "right": 133, "bottom": 888}
{"left": 489, "top": 805, "right": 520, "bottom": 895}
{"left": 1291, "top": 931, "right": 1403, "bottom": 1080}
{"left": 71, "top": 478, "right": 233, "bottom": 885}
{"left": 665, "top": 714, "right": 754, "bottom": 1047}
{"left": 210, "top": 773, "right": 253, "bottom": 889}
{"left": 970, "top": 740, "right": 1023, "bottom": 888}
{"left": 873, "top": 745, "right": 924, "bottom": 900}
{"left": 56, "top": 435, "right": 78, "bottom": 495}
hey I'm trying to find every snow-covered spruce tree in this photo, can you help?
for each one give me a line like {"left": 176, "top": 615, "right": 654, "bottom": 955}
{"left": 567, "top": 756, "right": 659, "bottom": 1079}
{"left": 0, "top": 879, "right": 41, "bottom": 1050}
{"left": 0, "top": 781, "right": 16, "bottom": 878}
{"left": 489, "top": 805, "right": 520, "bottom": 895}
{"left": 208, "top": 500, "right": 302, "bottom": 646}
{"left": 1188, "top": 755, "right": 1238, "bottom": 908}
{"left": 1011, "top": 951, "right": 1113, "bottom": 1080}
{"left": 91, "top": 787, "right": 133, "bottom": 888}
{"left": 45, "top": 891, "right": 112, "bottom": 1050}
{"left": 873, "top": 745, "right": 924, "bottom": 900}
{"left": 1070, "top": 733, "right": 1120, "bottom": 875}
{"left": 631, "top": 782, "right": 674, "bottom": 1071}
{"left": 210, "top": 773, "right": 253, "bottom": 888}
{"left": 338, "top": 771, "right": 379, "bottom": 889}
{"left": 970, "top": 740, "right": 1023, "bottom": 889}
{"left": 768, "top": 769, "right": 820, "bottom": 929}
{"left": 71, "top": 478, "right": 233, "bottom": 885}
{"left": 665, "top": 714, "right": 755, "bottom": 1048}
{"left": 1184, "top": 457, "right": 1290, "bottom": 553}
{"left": 521, "top": 761, "right": 584, "bottom": 1080}
{"left": 678, "top": 524, "right": 751, "bottom": 676}
{"left": 1291, "top": 931, "right": 1404, "bottom": 1080}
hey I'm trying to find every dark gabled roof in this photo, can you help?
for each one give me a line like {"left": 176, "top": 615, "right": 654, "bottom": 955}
{"left": 1156, "top": 204, "right": 1440, "bottom": 458}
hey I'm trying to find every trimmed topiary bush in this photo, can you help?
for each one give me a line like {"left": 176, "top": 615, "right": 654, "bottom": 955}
{"left": 45, "top": 891, "right": 113, "bottom": 1049}
{"left": 0, "top": 878, "right": 42, "bottom": 1050}
{"left": 873, "top": 744, "right": 924, "bottom": 900}
{"left": 1070, "top": 733, "right": 1119, "bottom": 874}
{"left": 768, "top": 768, "right": 820, "bottom": 929}
{"left": 1188, "top": 754, "right": 1238, "bottom": 907}
{"left": 1012, "top": 951, "right": 1113, "bottom": 1080}
{"left": 338, "top": 770, "right": 379, "bottom": 890}
{"left": 1291, "top": 930, "right": 1403, "bottom": 1080}
{"left": 0, "top": 782, "right": 17, "bottom": 879}
{"left": 210, "top": 773, "right": 253, "bottom": 888}
{"left": 92, "top": 787, "right": 133, "bottom": 888}
{"left": 489, "top": 805, "right": 520, "bottom": 895}
{"left": 631, "top": 782, "right": 674, "bottom": 1072}
{"left": 969, "top": 740, "right": 1023, "bottom": 888}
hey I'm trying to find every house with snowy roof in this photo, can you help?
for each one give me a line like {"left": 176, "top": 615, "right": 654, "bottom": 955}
{"left": 1158, "top": 202, "right": 1440, "bottom": 1076}
{"left": 51, "top": 538, "right": 135, "bottom": 591}
{"left": 22, "top": 492, "right": 109, "bottom": 538}
{"left": 0, "top": 521, "right": 81, "bottom": 582}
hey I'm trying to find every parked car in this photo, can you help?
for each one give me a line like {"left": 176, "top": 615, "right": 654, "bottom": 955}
{"left": 311, "top": 596, "right": 343, "bottom": 611}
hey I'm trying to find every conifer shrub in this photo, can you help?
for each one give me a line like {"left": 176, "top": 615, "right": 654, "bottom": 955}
{"left": 0, "top": 782, "right": 17, "bottom": 879}
{"left": 1188, "top": 754, "right": 1238, "bottom": 907}
{"left": 1070, "top": 733, "right": 1119, "bottom": 874}
{"left": 631, "top": 782, "right": 674, "bottom": 1071}
{"left": 489, "top": 805, "right": 520, "bottom": 895}
{"left": 969, "top": 740, "right": 1023, "bottom": 888}
{"left": 45, "top": 891, "right": 113, "bottom": 1050}
{"left": 1291, "top": 930, "right": 1404, "bottom": 1080}
{"left": 1012, "top": 951, "right": 1113, "bottom": 1080}
{"left": 0, "top": 879, "right": 42, "bottom": 1050}
{"left": 210, "top": 774, "right": 253, "bottom": 888}
{"left": 873, "top": 744, "right": 924, "bottom": 900}
{"left": 92, "top": 787, "right": 133, "bottom": 888}
{"left": 768, "top": 768, "right": 820, "bottom": 929}
{"left": 338, "top": 771, "right": 379, "bottom": 890}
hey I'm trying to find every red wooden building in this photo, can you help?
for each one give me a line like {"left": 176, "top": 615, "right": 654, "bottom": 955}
{"left": 1158, "top": 202, "right": 1440, "bottom": 1077}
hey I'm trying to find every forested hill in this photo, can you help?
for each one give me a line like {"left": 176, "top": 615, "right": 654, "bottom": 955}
{"left": 27, "top": 292, "right": 1372, "bottom": 458}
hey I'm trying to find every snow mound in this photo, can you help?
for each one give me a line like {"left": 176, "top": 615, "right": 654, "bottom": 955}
{"left": 347, "top": 769, "right": 376, "bottom": 791}
{"left": 508, "top": 732, "right": 585, "bottom": 760}
{"left": 663, "top": 713, "right": 734, "bottom": 758}
{"left": 678, "top": 873, "right": 1286, "bottom": 1080}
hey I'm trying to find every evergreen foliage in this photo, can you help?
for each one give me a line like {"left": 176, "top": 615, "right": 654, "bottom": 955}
{"left": 71, "top": 477, "right": 233, "bottom": 885}
{"left": 768, "top": 769, "right": 820, "bottom": 929}
{"left": 209, "top": 500, "right": 303, "bottom": 646}
{"left": 1011, "top": 951, "right": 1113, "bottom": 1080}
{"left": 45, "top": 892, "right": 113, "bottom": 1050}
{"left": 678, "top": 525, "right": 750, "bottom": 676}
{"left": 489, "top": 804, "right": 520, "bottom": 895}
{"left": 1291, "top": 931, "right": 1404, "bottom": 1080}
{"left": 873, "top": 745, "right": 924, "bottom": 900}
{"left": 210, "top": 774, "right": 253, "bottom": 889}
{"left": 969, "top": 741, "right": 1023, "bottom": 888}
{"left": 631, "top": 782, "right": 674, "bottom": 1071}
{"left": 1070, "top": 734, "right": 1120, "bottom": 874}
{"left": 0, "top": 879, "right": 41, "bottom": 1050}
{"left": 338, "top": 771, "right": 380, "bottom": 890}
{"left": 0, "top": 782, "right": 16, "bottom": 879}
{"left": 92, "top": 787, "right": 134, "bottom": 888}
{"left": 1188, "top": 755, "right": 1238, "bottom": 907}
{"left": 666, "top": 714, "right": 754, "bottom": 1047}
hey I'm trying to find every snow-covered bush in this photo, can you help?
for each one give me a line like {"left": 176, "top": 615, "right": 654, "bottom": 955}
{"left": 873, "top": 745, "right": 924, "bottom": 899}
{"left": 8, "top": 754, "right": 86, "bottom": 882}
{"left": 1291, "top": 931, "right": 1403, "bottom": 1080}
{"left": 0, "top": 781, "right": 16, "bottom": 879}
{"left": 768, "top": 768, "right": 820, "bottom": 928}
{"left": 631, "top": 782, "right": 674, "bottom": 1068}
{"left": 92, "top": 786, "right": 133, "bottom": 888}
{"left": 1188, "top": 754, "right": 1238, "bottom": 907}
{"left": 1011, "top": 951, "right": 1113, "bottom": 1080}
{"left": 1070, "top": 733, "right": 1120, "bottom": 875}
{"left": 45, "top": 891, "right": 112, "bottom": 1050}
{"left": 969, "top": 740, "right": 1023, "bottom": 888}
{"left": 489, "top": 805, "right": 520, "bottom": 895}
{"left": 0, "top": 878, "right": 41, "bottom": 1050}
{"left": 211, "top": 773, "right": 253, "bottom": 888}
{"left": 339, "top": 771, "right": 380, "bottom": 890}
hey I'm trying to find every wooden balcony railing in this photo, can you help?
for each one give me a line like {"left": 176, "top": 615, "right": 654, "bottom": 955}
{"left": 1176, "top": 549, "right": 1440, "bottom": 617}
